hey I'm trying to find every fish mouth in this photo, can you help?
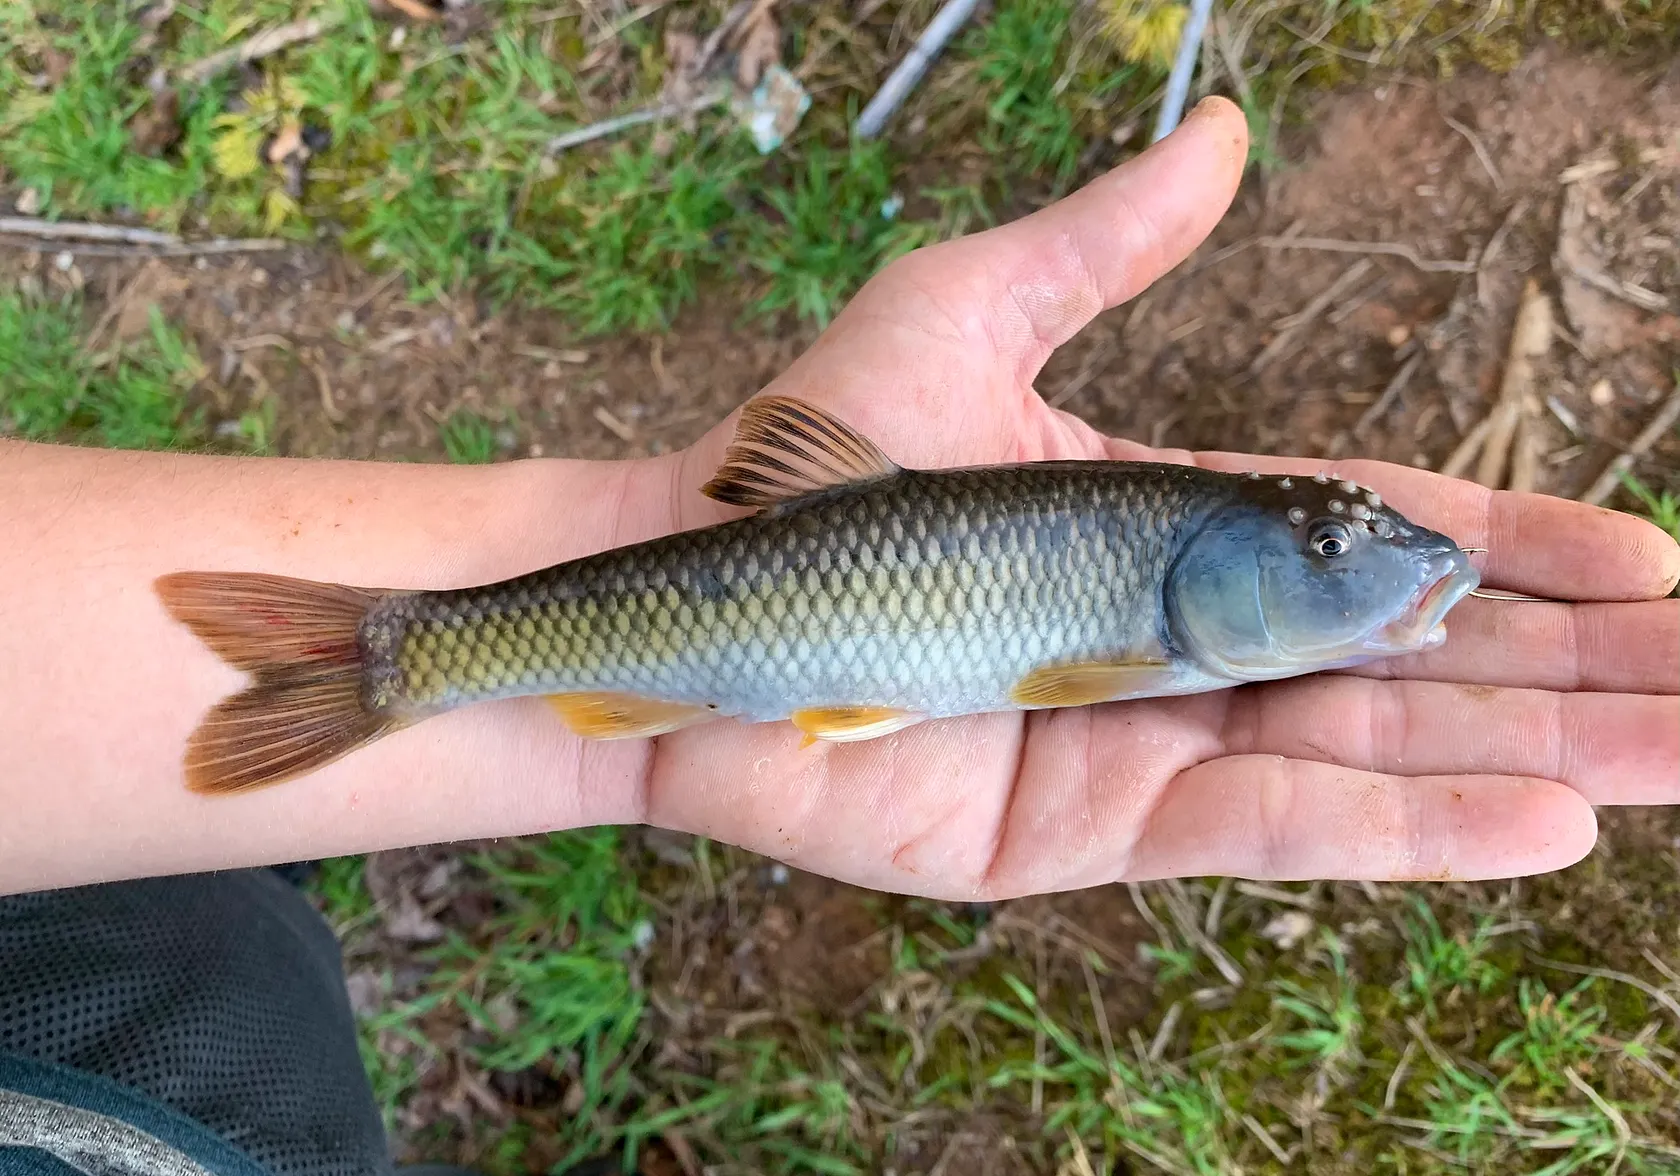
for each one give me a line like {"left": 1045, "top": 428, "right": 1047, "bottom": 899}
{"left": 1370, "top": 554, "right": 1480, "bottom": 653}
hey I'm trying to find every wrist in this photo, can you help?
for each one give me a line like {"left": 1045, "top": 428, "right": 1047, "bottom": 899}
{"left": 0, "top": 441, "right": 679, "bottom": 893}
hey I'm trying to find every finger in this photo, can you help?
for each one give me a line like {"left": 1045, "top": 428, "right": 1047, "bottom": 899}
{"left": 645, "top": 710, "right": 1027, "bottom": 898}
{"left": 1343, "top": 597, "right": 1680, "bottom": 695}
{"left": 1221, "top": 677, "right": 1680, "bottom": 806}
{"left": 1125, "top": 755, "right": 1597, "bottom": 882}
{"left": 882, "top": 95, "right": 1249, "bottom": 384}
{"left": 1115, "top": 442, "right": 1680, "bottom": 601}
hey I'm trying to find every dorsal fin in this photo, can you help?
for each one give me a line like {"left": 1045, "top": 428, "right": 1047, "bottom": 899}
{"left": 700, "top": 396, "right": 901, "bottom": 509}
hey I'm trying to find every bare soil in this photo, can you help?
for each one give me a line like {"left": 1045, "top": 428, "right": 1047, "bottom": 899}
{"left": 11, "top": 43, "right": 1680, "bottom": 1174}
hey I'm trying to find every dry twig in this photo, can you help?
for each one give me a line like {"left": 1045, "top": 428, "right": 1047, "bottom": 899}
{"left": 545, "top": 86, "right": 730, "bottom": 154}
{"left": 1353, "top": 349, "right": 1423, "bottom": 440}
{"left": 1260, "top": 235, "right": 1478, "bottom": 274}
{"left": 1577, "top": 384, "right": 1680, "bottom": 507}
{"left": 0, "top": 217, "right": 288, "bottom": 256}
{"left": 178, "top": 17, "right": 329, "bottom": 86}
{"left": 1443, "top": 114, "right": 1504, "bottom": 190}
{"left": 1249, "top": 259, "right": 1373, "bottom": 374}
{"left": 1474, "top": 279, "right": 1552, "bottom": 490}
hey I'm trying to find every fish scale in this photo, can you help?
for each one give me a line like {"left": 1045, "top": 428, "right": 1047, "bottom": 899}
{"left": 360, "top": 464, "right": 1211, "bottom": 723}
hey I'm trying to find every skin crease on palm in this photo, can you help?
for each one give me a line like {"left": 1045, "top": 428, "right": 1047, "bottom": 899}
{"left": 2, "top": 96, "right": 1677, "bottom": 899}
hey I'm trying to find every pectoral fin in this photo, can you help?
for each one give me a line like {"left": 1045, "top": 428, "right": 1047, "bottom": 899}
{"left": 790, "top": 705, "right": 924, "bottom": 747}
{"left": 545, "top": 692, "right": 716, "bottom": 739}
{"left": 1010, "top": 659, "right": 1178, "bottom": 708}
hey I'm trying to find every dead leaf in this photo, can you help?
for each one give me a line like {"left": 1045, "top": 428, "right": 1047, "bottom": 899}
{"left": 45, "top": 47, "right": 74, "bottom": 86}
{"left": 265, "top": 121, "right": 306, "bottom": 166}
{"left": 344, "top": 968, "right": 386, "bottom": 1018}
{"left": 734, "top": 7, "right": 781, "bottom": 89}
{"left": 383, "top": 899, "right": 447, "bottom": 943}
{"left": 128, "top": 87, "right": 182, "bottom": 157}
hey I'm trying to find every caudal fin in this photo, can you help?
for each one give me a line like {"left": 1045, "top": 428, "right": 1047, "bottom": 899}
{"left": 155, "top": 572, "right": 402, "bottom": 795}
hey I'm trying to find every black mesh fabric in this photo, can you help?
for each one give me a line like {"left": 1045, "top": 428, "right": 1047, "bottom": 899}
{"left": 0, "top": 869, "right": 393, "bottom": 1176}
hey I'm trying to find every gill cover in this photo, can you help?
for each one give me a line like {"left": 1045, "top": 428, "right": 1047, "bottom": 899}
{"left": 1163, "top": 478, "right": 1477, "bottom": 681}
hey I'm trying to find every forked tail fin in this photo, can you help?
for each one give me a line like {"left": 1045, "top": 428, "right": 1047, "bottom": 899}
{"left": 155, "top": 572, "right": 403, "bottom": 795}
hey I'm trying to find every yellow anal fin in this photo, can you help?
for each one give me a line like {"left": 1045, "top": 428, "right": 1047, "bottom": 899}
{"left": 790, "top": 705, "right": 924, "bottom": 747}
{"left": 1010, "top": 659, "right": 1177, "bottom": 708}
{"left": 545, "top": 692, "right": 716, "bottom": 739}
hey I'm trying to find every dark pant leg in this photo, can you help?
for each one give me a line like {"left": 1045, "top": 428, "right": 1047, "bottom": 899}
{"left": 0, "top": 869, "right": 393, "bottom": 1176}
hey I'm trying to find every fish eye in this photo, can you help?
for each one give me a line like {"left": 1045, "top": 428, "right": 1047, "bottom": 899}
{"left": 1308, "top": 520, "right": 1354, "bottom": 559}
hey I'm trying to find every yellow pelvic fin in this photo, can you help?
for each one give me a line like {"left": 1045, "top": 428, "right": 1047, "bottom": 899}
{"left": 1010, "top": 659, "right": 1177, "bottom": 708}
{"left": 789, "top": 705, "right": 924, "bottom": 746}
{"left": 544, "top": 692, "right": 716, "bottom": 739}
{"left": 700, "top": 395, "right": 901, "bottom": 509}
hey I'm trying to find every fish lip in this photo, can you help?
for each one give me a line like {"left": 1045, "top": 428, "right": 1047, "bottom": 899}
{"left": 1372, "top": 554, "right": 1479, "bottom": 651}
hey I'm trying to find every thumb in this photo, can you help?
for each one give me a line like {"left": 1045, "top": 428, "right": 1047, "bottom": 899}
{"left": 871, "top": 95, "right": 1250, "bottom": 386}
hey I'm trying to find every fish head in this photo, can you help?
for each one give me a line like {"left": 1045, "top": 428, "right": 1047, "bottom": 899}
{"left": 1164, "top": 471, "right": 1480, "bottom": 681}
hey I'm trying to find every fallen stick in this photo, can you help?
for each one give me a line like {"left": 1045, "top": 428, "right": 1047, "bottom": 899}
{"left": 1578, "top": 384, "right": 1680, "bottom": 506}
{"left": 1249, "top": 258, "right": 1371, "bottom": 374}
{"left": 855, "top": 0, "right": 984, "bottom": 139}
{"left": 545, "top": 86, "right": 730, "bottom": 154}
{"left": 1509, "top": 409, "right": 1540, "bottom": 495}
{"left": 1475, "top": 279, "right": 1552, "bottom": 489}
{"left": 0, "top": 230, "right": 290, "bottom": 257}
{"left": 0, "top": 217, "right": 179, "bottom": 246}
{"left": 178, "top": 17, "right": 330, "bottom": 86}
{"left": 1438, "top": 414, "right": 1495, "bottom": 480}
{"left": 1259, "top": 235, "right": 1479, "bottom": 274}
{"left": 1352, "top": 349, "right": 1423, "bottom": 440}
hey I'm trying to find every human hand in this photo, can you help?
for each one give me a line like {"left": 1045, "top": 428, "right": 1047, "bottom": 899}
{"left": 625, "top": 96, "right": 1680, "bottom": 897}
{"left": 14, "top": 96, "right": 1674, "bottom": 898}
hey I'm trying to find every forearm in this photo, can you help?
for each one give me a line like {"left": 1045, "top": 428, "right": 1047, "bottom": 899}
{"left": 0, "top": 438, "right": 682, "bottom": 895}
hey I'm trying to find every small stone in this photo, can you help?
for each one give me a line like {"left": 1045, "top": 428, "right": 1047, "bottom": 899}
{"left": 1589, "top": 378, "right": 1614, "bottom": 406}
{"left": 1387, "top": 324, "right": 1411, "bottom": 348}
{"left": 1261, "top": 910, "right": 1315, "bottom": 950}
{"left": 249, "top": 267, "right": 269, "bottom": 288}
{"left": 15, "top": 187, "right": 41, "bottom": 215}
{"left": 53, "top": 250, "right": 74, "bottom": 271}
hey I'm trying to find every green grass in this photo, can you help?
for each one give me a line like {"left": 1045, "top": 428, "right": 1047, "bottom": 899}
{"left": 1623, "top": 472, "right": 1680, "bottom": 544}
{"left": 8, "top": 0, "right": 1669, "bottom": 338}
{"left": 0, "top": 282, "right": 205, "bottom": 449}
{"left": 974, "top": 881, "right": 1680, "bottom": 1175}
{"left": 1, "top": 0, "right": 1154, "bottom": 338}
{"left": 438, "top": 408, "right": 499, "bottom": 464}
{"left": 309, "top": 832, "right": 655, "bottom": 1170}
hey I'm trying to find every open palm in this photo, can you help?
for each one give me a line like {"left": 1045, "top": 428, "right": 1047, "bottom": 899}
{"left": 583, "top": 96, "right": 1679, "bottom": 898}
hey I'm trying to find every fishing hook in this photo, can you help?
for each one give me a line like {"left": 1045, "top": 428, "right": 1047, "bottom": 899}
{"left": 1456, "top": 548, "right": 1564, "bottom": 603}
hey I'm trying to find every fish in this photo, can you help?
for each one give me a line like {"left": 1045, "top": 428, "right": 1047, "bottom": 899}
{"left": 156, "top": 395, "right": 1481, "bottom": 795}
